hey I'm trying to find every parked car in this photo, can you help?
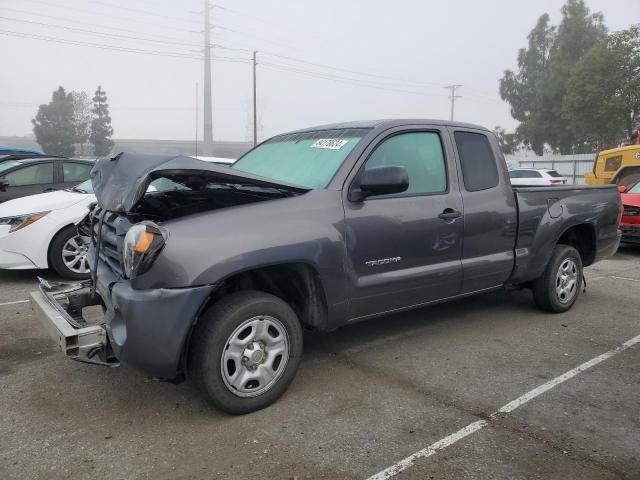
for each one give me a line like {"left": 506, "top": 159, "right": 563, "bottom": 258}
{"left": 618, "top": 182, "right": 640, "bottom": 244}
{"left": 509, "top": 168, "right": 567, "bottom": 186}
{"left": 0, "top": 179, "right": 94, "bottom": 279}
{"left": 0, "top": 147, "right": 44, "bottom": 157}
{"left": 0, "top": 156, "right": 94, "bottom": 203}
{"left": 32, "top": 120, "right": 621, "bottom": 414}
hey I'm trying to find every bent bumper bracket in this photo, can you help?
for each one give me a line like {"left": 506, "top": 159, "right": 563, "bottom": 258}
{"left": 30, "top": 278, "right": 119, "bottom": 367}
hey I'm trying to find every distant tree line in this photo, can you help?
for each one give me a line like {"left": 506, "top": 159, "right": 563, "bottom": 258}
{"left": 32, "top": 86, "right": 114, "bottom": 157}
{"left": 496, "top": 0, "right": 639, "bottom": 155}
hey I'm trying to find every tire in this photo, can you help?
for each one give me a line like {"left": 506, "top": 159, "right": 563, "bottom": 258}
{"left": 532, "top": 244, "right": 583, "bottom": 313}
{"left": 49, "top": 226, "right": 91, "bottom": 280}
{"left": 189, "top": 290, "right": 303, "bottom": 414}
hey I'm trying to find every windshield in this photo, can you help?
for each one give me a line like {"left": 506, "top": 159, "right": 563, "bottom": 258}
{"left": 547, "top": 170, "right": 563, "bottom": 177}
{"left": 628, "top": 182, "right": 640, "bottom": 194}
{"left": 69, "top": 179, "right": 94, "bottom": 194}
{"left": 231, "top": 128, "right": 369, "bottom": 188}
{"left": 0, "top": 160, "right": 21, "bottom": 175}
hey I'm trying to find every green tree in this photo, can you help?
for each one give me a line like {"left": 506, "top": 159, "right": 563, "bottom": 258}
{"left": 31, "top": 86, "right": 76, "bottom": 157}
{"left": 500, "top": 0, "right": 607, "bottom": 154}
{"left": 544, "top": 0, "right": 606, "bottom": 153}
{"left": 71, "top": 91, "right": 93, "bottom": 156}
{"left": 493, "top": 126, "right": 519, "bottom": 155}
{"left": 563, "top": 26, "right": 640, "bottom": 150}
{"left": 500, "top": 14, "right": 556, "bottom": 155}
{"left": 89, "top": 86, "right": 114, "bottom": 156}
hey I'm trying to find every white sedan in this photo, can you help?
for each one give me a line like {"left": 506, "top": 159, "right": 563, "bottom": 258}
{"left": 0, "top": 179, "right": 94, "bottom": 279}
{"left": 508, "top": 168, "right": 567, "bottom": 186}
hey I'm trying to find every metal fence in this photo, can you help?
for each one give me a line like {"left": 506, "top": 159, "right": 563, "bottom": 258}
{"left": 504, "top": 154, "right": 596, "bottom": 185}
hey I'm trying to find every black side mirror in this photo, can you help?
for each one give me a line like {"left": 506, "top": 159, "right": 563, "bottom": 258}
{"left": 0, "top": 179, "right": 9, "bottom": 192}
{"left": 352, "top": 165, "right": 409, "bottom": 201}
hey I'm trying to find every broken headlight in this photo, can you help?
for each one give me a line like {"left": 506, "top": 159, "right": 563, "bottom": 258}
{"left": 0, "top": 211, "right": 50, "bottom": 233}
{"left": 122, "top": 222, "right": 166, "bottom": 279}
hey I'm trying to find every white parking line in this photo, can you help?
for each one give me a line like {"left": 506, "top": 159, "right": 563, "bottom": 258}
{"left": 367, "top": 332, "right": 640, "bottom": 480}
{"left": 608, "top": 275, "right": 640, "bottom": 282}
{"left": 0, "top": 299, "right": 29, "bottom": 307}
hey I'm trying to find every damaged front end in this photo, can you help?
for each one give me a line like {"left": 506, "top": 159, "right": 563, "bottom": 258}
{"left": 30, "top": 277, "right": 118, "bottom": 367}
{"left": 30, "top": 152, "right": 308, "bottom": 377}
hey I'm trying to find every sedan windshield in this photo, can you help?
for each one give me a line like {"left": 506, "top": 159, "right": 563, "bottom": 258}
{"left": 231, "top": 128, "right": 369, "bottom": 188}
{"left": 69, "top": 179, "right": 94, "bottom": 194}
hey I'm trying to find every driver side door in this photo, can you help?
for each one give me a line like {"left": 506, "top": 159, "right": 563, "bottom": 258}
{"left": 343, "top": 126, "right": 464, "bottom": 320}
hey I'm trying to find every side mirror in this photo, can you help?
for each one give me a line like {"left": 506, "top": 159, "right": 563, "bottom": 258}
{"left": 0, "top": 179, "right": 9, "bottom": 192}
{"left": 618, "top": 185, "right": 627, "bottom": 193}
{"left": 353, "top": 165, "right": 409, "bottom": 201}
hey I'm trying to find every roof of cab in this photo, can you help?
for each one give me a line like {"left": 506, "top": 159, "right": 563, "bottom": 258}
{"left": 285, "top": 119, "right": 490, "bottom": 135}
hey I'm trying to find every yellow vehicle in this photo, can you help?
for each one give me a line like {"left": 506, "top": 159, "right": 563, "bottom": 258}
{"left": 585, "top": 145, "right": 640, "bottom": 185}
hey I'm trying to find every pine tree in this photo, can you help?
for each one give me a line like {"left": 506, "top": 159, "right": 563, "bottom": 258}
{"left": 32, "top": 86, "right": 76, "bottom": 157}
{"left": 89, "top": 86, "right": 114, "bottom": 157}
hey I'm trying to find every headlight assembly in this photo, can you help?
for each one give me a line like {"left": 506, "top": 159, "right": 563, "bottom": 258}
{"left": 122, "top": 222, "right": 166, "bottom": 279}
{"left": 0, "top": 211, "right": 50, "bottom": 233}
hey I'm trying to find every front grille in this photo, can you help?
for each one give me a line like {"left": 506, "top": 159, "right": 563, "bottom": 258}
{"left": 91, "top": 207, "right": 133, "bottom": 278}
{"left": 623, "top": 205, "right": 640, "bottom": 216}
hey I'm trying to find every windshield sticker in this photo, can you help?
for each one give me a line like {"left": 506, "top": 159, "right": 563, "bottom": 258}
{"left": 311, "top": 138, "right": 349, "bottom": 150}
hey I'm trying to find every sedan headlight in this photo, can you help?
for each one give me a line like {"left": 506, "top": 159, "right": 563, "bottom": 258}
{"left": 0, "top": 211, "right": 50, "bottom": 233}
{"left": 122, "top": 222, "right": 166, "bottom": 279}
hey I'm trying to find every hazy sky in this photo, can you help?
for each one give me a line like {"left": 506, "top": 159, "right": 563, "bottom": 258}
{"left": 0, "top": 0, "right": 636, "bottom": 142}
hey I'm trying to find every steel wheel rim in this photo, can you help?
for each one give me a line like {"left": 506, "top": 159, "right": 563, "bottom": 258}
{"left": 61, "top": 235, "right": 90, "bottom": 274}
{"left": 555, "top": 257, "right": 578, "bottom": 304}
{"left": 220, "top": 315, "right": 290, "bottom": 398}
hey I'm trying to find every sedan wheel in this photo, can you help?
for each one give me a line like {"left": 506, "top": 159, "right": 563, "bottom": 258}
{"left": 61, "top": 235, "right": 90, "bottom": 275}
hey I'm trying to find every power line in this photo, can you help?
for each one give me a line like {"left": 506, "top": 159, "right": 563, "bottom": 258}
{"left": 3, "top": 7, "right": 203, "bottom": 47}
{"left": 0, "top": 29, "right": 251, "bottom": 62}
{"left": 0, "top": 15, "right": 203, "bottom": 51}
{"left": 86, "top": 0, "right": 199, "bottom": 25}
{"left": 260, "top": 51, "right": 449, "bottom": 90}
{"left": 20, "top": 0, "right": 200, "bottom": 35}
{"left": 260, "top": 62, "right": 449, "bottom": 98}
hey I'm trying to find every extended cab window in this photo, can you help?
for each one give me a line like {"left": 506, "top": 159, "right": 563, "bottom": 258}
{"left": 4, "top": 162, "right": 53, "bottom": 186}
{"left": 455, "top": 132, "right": 499, "bottom": 191}
{"left": 363, "top": 132, "right": 447, "bottom": 197}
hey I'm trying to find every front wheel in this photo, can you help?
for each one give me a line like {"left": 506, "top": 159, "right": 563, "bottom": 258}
{"left": 532, "top": 244, "right": 583, "bottom": 313}
{"left": 189, "top": 291, "right": 303, "bottom": 414}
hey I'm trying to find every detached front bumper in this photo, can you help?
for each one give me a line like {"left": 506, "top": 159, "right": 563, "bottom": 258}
{"left": 31, "top": 273, "right": 216, "bottom": 379}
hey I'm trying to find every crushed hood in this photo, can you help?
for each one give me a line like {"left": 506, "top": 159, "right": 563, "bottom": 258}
{"left": 91, "top": 152, "right": 308, "bottom": 213}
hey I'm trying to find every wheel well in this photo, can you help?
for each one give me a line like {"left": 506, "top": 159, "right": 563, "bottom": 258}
{"left": 558, "top": 224, "right": 596, "bottom": 266}
{"left": 206, "top": 263, "right": 328, "bottom": 331}
{"left": 46, "top": 223, "right": 75, "bottom": 266}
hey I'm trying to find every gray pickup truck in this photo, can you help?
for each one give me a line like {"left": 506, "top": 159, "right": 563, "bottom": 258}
{"left": 31, "top": 119, "right": 621, "bottom": 414}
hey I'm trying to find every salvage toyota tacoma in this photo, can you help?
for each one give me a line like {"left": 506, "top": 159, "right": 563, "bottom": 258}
{"left": 31, "top": 120, "right": 621, "bottom": 414}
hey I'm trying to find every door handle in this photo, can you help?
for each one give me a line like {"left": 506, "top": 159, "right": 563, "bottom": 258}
{"left": 438, "top": 208, "right": 461, "bottom": 220}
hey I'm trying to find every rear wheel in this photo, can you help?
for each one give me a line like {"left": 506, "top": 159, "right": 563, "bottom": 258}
{"left": 189, "top": 290, "right": 303, "bottom": 414}
{"left": 532, "top": 244, "right": 583, "bottom": 313}
{"left": 49, "top": 226, "right": 91, "bottom": 280}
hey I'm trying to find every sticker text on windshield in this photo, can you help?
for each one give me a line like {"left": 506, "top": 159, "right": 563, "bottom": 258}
{"left": 311, "top": 139, "right": 349, "bottom": 150}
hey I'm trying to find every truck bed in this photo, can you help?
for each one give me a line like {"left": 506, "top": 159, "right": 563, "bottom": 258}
{"left": 509, "top": 184, "right": 620, "bottom": 284}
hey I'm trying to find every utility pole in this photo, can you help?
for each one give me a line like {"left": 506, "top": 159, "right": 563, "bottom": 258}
{"left": 444, "top": 84, "right": 463, "bottom": 121}
{"left": 195, "top": 82, "right": 198, "bottom": 158}
{"left": 202, "top": 0, "right": 214, "bottom": 155}
{"left": 252, "top": 50, "right": 258, "bottom": 146}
